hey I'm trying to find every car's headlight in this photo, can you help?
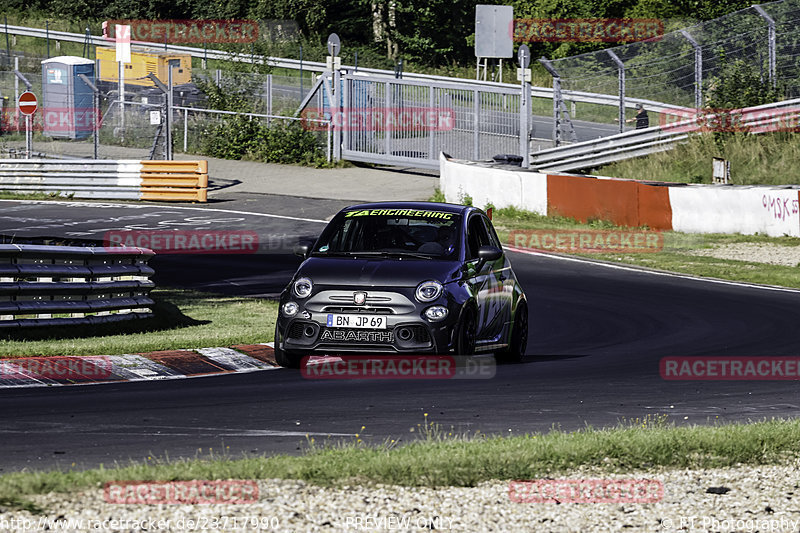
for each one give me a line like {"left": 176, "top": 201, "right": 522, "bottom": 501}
{"left": 424, "top": 305, "right": 448, "bottom": 321}
{"left": 282, "top": 301, "right": 299, "bottom": 316}
{"left": 293, "top": 277, "right": 313, "bottom": 298}
{"left": 415, "top": 280, "right": 443, "bottom": 302}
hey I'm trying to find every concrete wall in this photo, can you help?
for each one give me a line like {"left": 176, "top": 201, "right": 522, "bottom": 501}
{"left": 439, "top": 153, "right": 547, "bottom": 215}
{"left": 669, "top": 186, "right": 800, "bottom": 237}
{"left": 440, "top": 154, "right": 800, "bottom": 237}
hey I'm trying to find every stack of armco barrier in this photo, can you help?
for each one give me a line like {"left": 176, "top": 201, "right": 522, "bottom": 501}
{"left": 0, "top": 159, "right": 208, "bottom": 202}
{"left": 0, "top": 243, "right": 155, "bottom": 328}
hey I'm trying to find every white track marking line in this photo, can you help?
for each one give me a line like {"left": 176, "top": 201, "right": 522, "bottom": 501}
{"left": 0, "top": 200, "right": 328, "bottom": 224}
{"left": 506, "top": 246, "right": 800, "bottom": 294}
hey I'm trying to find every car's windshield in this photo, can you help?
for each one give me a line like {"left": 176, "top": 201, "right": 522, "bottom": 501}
{"left": 312, "top": 208, "right": 461, "bottom": 259}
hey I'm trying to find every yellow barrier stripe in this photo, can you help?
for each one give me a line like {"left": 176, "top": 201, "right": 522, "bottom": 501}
{"left": 140, "top": 161, "right": 206, "bottom": 173}
{"left": 141, "top": 179, "right": 204, "bottom": 188}
{"left": 141, "top": 189, "right": 208, "bottom": 202}
{"left": 138, "top": 160, "right": 208, "bottom": 202}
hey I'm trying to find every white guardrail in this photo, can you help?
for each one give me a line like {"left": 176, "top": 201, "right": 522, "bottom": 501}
{"left": 531, "top": 98, "right": 800, "bottom": 172}
{"left": 1, "top": 23, "right": 685, "bottom": 113}
{"left": 0, "top": 159, "right": 208, "bottom": 201}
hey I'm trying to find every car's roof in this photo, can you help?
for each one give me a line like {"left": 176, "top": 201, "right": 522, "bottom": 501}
{"left": 340, "top": 201, "right": 471, "bottom": 215}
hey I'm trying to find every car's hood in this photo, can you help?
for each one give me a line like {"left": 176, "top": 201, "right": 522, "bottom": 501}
{"left": 298, "top": 257, "right": 461, "bottom": 287}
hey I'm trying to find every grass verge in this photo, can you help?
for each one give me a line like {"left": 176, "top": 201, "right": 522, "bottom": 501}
{"left": 0, "top": 288, "right": 277, "bottom": 357}
{"left": 1, "top": 416, "right": 799, "bottom": 512}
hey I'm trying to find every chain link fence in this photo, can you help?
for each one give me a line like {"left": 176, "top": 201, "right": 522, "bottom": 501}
{"left": 0, "top": 50, "right": 324, "bottom": 160}
{"left": 543, "top": 0, "right": 800, "bottom": 139}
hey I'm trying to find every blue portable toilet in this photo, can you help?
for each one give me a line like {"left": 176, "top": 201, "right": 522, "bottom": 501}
{"left": 41, "top": 56, "right": 96, "bottom": 140}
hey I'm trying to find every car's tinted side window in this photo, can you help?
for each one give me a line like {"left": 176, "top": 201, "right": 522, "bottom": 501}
{"left": 467, "top": 215, "right": 491, "bottom": 259}
{"left": 483, "top": 217, "right": 503, "bottom": 249}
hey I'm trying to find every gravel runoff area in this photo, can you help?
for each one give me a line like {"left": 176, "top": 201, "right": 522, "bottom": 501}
{"left": 689, "top": 242, "right": 800, "bottom": 267}
{"left": 3, "top": 461, "right": 800, "bottom": 532}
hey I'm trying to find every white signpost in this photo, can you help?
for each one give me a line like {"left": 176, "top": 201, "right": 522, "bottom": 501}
{"left": 115, "top": 24, "right": 131, "bottom": 139}
{"left": 18, "top": 91, "right": 37, "bottom": 159}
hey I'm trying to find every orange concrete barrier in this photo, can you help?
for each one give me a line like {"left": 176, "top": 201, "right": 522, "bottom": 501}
{"left": 547, "top": 174, "right": 672, "bottom": 229}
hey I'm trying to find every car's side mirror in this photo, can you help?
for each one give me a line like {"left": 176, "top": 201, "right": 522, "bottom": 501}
{"left": 294, "top": 243, "right": 311, "bottom": 258}
{"left": 475, "top": 245, "right": 502, "bottom": 271}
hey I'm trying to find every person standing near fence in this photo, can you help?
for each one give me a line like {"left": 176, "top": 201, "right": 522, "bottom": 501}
{"left": 629, "top": 104, "right": 649, "bottom": 129}
{"left": 616, "top": 103, "right": 650, "bottom": 129}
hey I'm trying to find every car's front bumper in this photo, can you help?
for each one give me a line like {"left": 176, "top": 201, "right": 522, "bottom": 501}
{"left": 276, "top": 287, "right": 465, "bottom": 355}
{"left": 277, "top": 311, "right": 463, "bottom": 356}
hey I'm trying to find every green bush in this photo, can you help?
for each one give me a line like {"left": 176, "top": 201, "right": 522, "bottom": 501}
{"left": 250, "top": 121, "right": 324, "bottom": 165}
{"left": 198, "top": 115, "right": 324, "bottom": 165}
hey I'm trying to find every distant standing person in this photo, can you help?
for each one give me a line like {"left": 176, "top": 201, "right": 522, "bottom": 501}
{"left": 628, "top": 103, "right": 649, "bottom": 129}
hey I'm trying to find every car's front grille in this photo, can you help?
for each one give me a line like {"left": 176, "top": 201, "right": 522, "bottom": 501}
{"left": 322, "top": 306, "right": 395, "bottom": 314}
{"left": 411, "top": 325, "right": 431, "bottom": 343}
{"left": 288, "top": 322, "right": 305, "bottom": 339}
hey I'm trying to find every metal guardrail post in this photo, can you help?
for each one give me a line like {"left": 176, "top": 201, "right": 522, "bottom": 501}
{"left": 12, "top": 69, "right": 32, "bottom": 158}
{"left": 146, "top": 73, "right": 169, "bottom": 160}
{"left": 473, "top": 89, "right": 480, "bottom": 159}
{"left": 428, "top": 85, "right": 435, "bottom": 161}
{"left": 385, "top": 80, "right": 392, "bottom": 159}
{"left": 607, "top": 50, "right": 626, "bottom": 134}
{"left": 267, "top": 74, "right": 273, "bottom": 118}
{"left": 341, "top": 73, "right": 348, "bottom": 155}
{"left": 680, "top": 30, "right": 703, "bottom": 109}
{"left": 332, "top": 64, "right": 342, "bottom": 162}
{"left": 167, "top": 60, "right": 179, "bottom": 160}
{"left": 13, "top": 57, "right": 19, "bottom": 134}
{"left": 520, "top": 82, "right": 530, "bottom": 168}
{"left": 118, "top": 61, "right": 125, "bottom": 141}
{"left": 539, "top": 58, "right": 562, "bottom": 146}
{"left": 77, "top": 74, "right": 100, "bottom": 160}
{"left": 754, "top": 5, "right": 777, "bottom": 88}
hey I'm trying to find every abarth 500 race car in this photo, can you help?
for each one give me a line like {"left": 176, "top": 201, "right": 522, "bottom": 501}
{"left": 273, "top": 201, "right": 528, "bottom": 368}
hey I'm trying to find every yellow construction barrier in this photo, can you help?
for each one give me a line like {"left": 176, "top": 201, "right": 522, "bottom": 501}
{"left": 140, "top": 160, "right": 208, "bottom": 202}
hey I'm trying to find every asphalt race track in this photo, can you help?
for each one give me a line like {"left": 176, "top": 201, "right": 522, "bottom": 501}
{"left": 0, "top": 199, "right": 799, "bottom": 472}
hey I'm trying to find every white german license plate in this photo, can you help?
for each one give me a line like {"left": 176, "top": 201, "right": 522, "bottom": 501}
{"left": 326, "top": 314, "right": 386, "bottom": 329}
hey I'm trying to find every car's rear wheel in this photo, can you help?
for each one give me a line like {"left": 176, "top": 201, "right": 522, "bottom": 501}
{"left": 496, "top": 301, "right": 528, "bottom": 364}
{"left": 274, "top": 324, "right": 304, "bottom": 369}
{"left": 455, "top": 308, "right": 477, "bottom": 355}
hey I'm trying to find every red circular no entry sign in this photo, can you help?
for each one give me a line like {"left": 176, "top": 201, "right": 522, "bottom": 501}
{"left": 18, "top": 91, "right": 38, "bottom": 116}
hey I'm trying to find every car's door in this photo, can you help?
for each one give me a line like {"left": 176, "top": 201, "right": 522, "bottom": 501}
{"left": 465, "top": 213, "right": 504, "bottom": 342}
{"left": 483, "top": 216, "right": 515, "bottom": 339}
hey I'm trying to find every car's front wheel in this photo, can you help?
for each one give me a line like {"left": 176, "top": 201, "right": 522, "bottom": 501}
{"left": 455, "top": 308, "right": 477, "bottom": 355}
{"left": 273, "top": 324, "right": 304, "bottom": 369}
{"left": 496, "top": 301, "right": 528, "bottom": 364}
